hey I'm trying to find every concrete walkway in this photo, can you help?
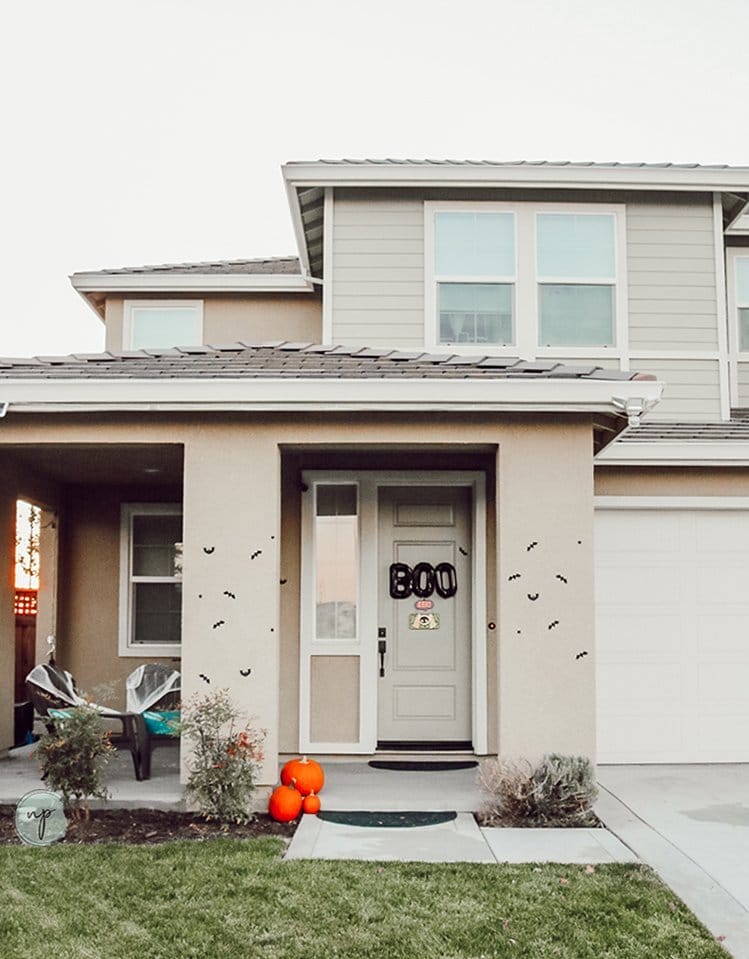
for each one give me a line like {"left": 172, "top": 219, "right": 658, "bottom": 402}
{"left": 599, "top": 765, "right": 749, "bottom": 959}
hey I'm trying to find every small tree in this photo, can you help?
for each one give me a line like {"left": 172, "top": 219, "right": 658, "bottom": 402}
{"left": 179, "top": 689, "right": 265, "bottom": 824}
{"left": 35, "top": 706, "right": 114, "bottom": 819}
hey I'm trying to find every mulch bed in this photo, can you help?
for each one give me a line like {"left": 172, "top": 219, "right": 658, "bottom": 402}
{"left": 0, "top": 804, "right": 297, "bottom": 845}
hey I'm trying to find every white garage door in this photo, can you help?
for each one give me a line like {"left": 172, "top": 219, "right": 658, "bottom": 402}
{"left": 596, "top": 504, "right": 749, "bottom": 763}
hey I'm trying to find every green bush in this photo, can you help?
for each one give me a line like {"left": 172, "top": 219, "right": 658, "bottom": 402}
{"left": 478, "top": 753, "right": 598, "bottom": 827}
{"left": 35, "top": 706, "right": 114, "bottom": 819}
{"left": 179, "top": 689, "right": 265, "bottom": 824}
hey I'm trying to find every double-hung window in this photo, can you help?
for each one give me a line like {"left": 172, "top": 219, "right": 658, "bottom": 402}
{"left": 434, "top": 212, "right": 515, "bottom": 347}
{"left": 427, "top": 203, "right": 624, "bottom": 355}
{"left": 729, "top": 254, "right": 749, "bottom": 353}
{"left": 124, "top": 300, "right": 203, "bottom": 350}
{"left": 119, "top": 504, "right": 183, "bottom": 656}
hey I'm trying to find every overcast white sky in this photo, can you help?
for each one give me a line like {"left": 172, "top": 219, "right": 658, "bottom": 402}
{"left": 3, "top": 0, "right": 749, "bottom": 356}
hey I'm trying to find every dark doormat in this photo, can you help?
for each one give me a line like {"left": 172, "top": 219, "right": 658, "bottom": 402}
{"left": 369, "top": 760, "right": 478, "bottom": 772}
{"left": 318, "top": 810, "right": 457, "bottom": 828}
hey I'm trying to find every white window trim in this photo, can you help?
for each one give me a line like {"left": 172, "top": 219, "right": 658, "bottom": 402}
{"left": 123, "top": 299, "right": 204, "bottom": 351}
{"left": 726, "top": 250, "right": 749, "bottom": 370}
{"left": 424, "top": 201, "right": 628, "bottom": 359}
{"left": 299, "top": 471, "right": 487, "bottom": 755}
{"left": 119, "top": 503, "right": 183, "bottom": 657}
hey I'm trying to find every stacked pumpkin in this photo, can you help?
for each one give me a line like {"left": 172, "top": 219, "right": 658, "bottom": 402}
{"left": 268, "top": 755, "right": 325, "bottom": 822}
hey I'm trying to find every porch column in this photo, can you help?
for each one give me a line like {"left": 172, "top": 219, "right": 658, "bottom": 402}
{"left": 497, "top": 422, "right": 596, "bottom": 761}
{"left": 0, "top": 482, "right": 16, "bottom": 755}
{"left": 180, "top": 430, "right": 280, "bottom": 787}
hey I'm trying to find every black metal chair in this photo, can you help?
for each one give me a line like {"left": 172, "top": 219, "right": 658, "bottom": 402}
{"left": 126, "top": 664, "right": 181, "bottom": 780}
{"left": 26, "top": 664, "right": 145, "bottom": 781}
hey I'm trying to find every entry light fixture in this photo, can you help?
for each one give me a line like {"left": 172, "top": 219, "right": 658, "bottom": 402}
{"left": 0, "top": 402, "right": 8, "bottom": 418}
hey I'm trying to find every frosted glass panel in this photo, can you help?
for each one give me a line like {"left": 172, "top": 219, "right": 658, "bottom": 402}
{"left": 736, "top": 259, "right": 749, "bottom": 304}
{"left": 316, "top": 485, "right": 357, "bottom": 640}
{"left": 539, "top": 284, "right": 614, "bottom": 346}
{"left": 131, "top": 307, "right": 200, "bottom": 349}
{"left": 435, "top": 212, "right": 514, "bottom": 276}
{"left": 439, "top": 283, "right": 513, "bottom": 345}
{"left": 537, "top": 214, "right": 615, "bottom": 278}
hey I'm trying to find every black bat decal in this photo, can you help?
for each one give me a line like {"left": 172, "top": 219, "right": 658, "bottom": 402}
{"left": 212, "top": 620, "right": 225, "bottom": 629}
{"left": 508, "top": 573, "right": 521, "bottom": 581}
{"left": 203, "top": 546, "right": 215, "bottom": 555}
{"left": 459, "top": 547, "right": 468, "bottom": 556}
{"left": 199, "top": 674, "right": 211, "bottom": 684}
{"left": 527, "top": 593, "right": 539, "bottom": 601}
{"left": 280, "top": 579, "right": 288, "bottom": 586}
{"left": 527, "top": 541, "right": 538, "bottom": 551}
{"left": 576, "top": 651, "right": 589, "bottom": 661}
{"left": 548, "top": 620, "right": 560, "bottom": 630}
{"left": 239, "top": 668, "right": 252, "bottom": 677}
{"left": 556, "top": 574, "right": 568, "bottom": 584}
{"left": 250, "top": 550, "right": 263, "bottom": 560}
{"left": 223, "top": 591, "right": 236, "bottom": 599}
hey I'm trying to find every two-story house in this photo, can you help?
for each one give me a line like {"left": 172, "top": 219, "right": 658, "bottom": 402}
{"left": 2, "top": 158, "right": 748, "bottom": 786}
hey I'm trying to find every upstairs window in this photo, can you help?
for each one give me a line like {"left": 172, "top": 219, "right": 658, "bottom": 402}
{"left": 124, "top": 300, "right": 203, "bottom": 350}
{"left": 536, "top": 213, "right": 616, "bottom": 347}
{"left": 733, "top": 256, "right": 749, "bottom": 351}
{"left": 427, "top": 203, "right": 624, "bottom": 355}
{"left": 435, "top": 212, "right": 515, "bottom": 346}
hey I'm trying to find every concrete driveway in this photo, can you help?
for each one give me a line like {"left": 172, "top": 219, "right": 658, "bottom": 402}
{"left": 598, "top": 764, "right": 749, "bottom": 958}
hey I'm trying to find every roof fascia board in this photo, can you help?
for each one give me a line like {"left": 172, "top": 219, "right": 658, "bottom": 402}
{"left": 70, "top": 272, "right": 313, "bottom": 294}
{"left": 282, "top": 162, "right": 749, "bottom": 193}
{"left": 596, "top": 440, "right": 749, "bottom": 465}
{"left": 283, "top": 176, "right": 313, "bottom": 279}
{"left": 0, "top": 376, "right": 663, "bottom": 413}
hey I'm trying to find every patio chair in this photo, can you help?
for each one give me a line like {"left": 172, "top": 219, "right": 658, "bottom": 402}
{"left": 26, "top": 663, "right": 144, "bottom": 781}
{"left": 126, "top": 664, "right": 181, "bottom": 780}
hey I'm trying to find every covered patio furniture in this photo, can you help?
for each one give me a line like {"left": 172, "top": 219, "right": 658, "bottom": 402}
{"left": 126, "top": 664, "right": 181, "bottom": 780}
{"left": 26, "top": 663, "right": 144, "bottom": 781}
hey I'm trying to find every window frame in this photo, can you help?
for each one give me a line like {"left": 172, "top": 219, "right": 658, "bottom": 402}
{"left": 726, "top": 250, "right": 749, "bottom": 359}
{"left": 425, "top": 201, "right": 628, "bottom": 359}
{"left": 118, "top": 503, "right": 183, "bottom": 657}
{"left": 123, "top": 299, "right": 204, "bottom": 350}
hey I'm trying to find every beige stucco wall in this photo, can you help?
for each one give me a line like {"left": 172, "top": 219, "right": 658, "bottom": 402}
{"left": 595, "top": 466, "right": 749, "bottom": 497}
{"left": 104, "top": 294, "right": 322, "bottom": 351}
{"left": 0, "top": 413, "right": 599, "bottom": 773}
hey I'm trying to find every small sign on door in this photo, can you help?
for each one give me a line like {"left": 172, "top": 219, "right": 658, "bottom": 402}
{"left": 409, "top": 612, "right": 440, "bottom": 630}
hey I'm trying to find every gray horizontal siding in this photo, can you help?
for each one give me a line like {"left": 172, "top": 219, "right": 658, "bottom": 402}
{"left": 626, "top": 197, "right": 718, "bottom": 353}
{"left": 332, "top": 197, "right": 425, "bottom": 347}
{"left": 736, "top": 363, "right": 749, "bottom": 407}
{"left": 630, "top": 358, "right": 721, "bottom": 421}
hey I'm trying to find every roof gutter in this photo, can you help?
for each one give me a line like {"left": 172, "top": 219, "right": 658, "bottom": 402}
{"left": 70, "top": 273, "right": 315, "bottom": 294}
{"left": 0, "top": 376, "right": 663, "bottom": 416}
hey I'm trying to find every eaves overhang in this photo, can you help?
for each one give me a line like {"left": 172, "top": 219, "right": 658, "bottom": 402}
{"left": 0, "top": 376, "right": 663, "bottom": 417}
{"left": 70, "top": 273, "right": 314, "bottom": 294}
{"left": 596, "top": 440, "right": 749, "bottom": 467}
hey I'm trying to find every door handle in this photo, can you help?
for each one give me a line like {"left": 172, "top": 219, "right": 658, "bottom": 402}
{"left": 378, "top": 639, "right": 387, "bottom": 677}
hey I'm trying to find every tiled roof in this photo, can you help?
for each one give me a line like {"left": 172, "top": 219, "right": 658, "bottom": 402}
{"left": 0, "top": 342, "right": 655, "bottom": 382}
{"left": 618, "top": 420, "right": 749, "bottom": 442}
{"left": 72, "top": 257, "right": 301, "bottom": 277}
{"left": 290, "top": 158, "right": 749, "bottom": 172}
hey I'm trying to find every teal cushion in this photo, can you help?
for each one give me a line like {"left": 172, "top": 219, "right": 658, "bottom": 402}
{"left": 48, "top": 708, "right": 72, "bottom": 720}
{"left": 142, "top": 710, "right": 180, "bottom": 736}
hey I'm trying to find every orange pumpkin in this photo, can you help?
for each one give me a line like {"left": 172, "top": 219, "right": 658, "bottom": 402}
{"left": 280, "top": 756, "right": 325, "bottom": 796}
{"left": 268, "top": 783, "right": 303, "bottom": 822}
{"left": 302, "top": 792, "right": 321, "bottom": 815}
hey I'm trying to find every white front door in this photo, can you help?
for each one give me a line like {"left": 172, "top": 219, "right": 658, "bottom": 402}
{"left": 377, "top": 487, "right": 472, "bottom": 747}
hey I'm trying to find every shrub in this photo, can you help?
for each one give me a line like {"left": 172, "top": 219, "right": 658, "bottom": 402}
{"left": 178, "top": 689, "right": 265, "bottom": 824}
{"left": 477, "top": 753, "right": 598, "bottom": 827}
{"left": 35, "top": 706, "right": 114, "bottom": 819}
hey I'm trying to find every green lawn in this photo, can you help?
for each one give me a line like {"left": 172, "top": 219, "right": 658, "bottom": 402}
{"left": 0, "top": 839, "right": 725, "bottom": 959}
